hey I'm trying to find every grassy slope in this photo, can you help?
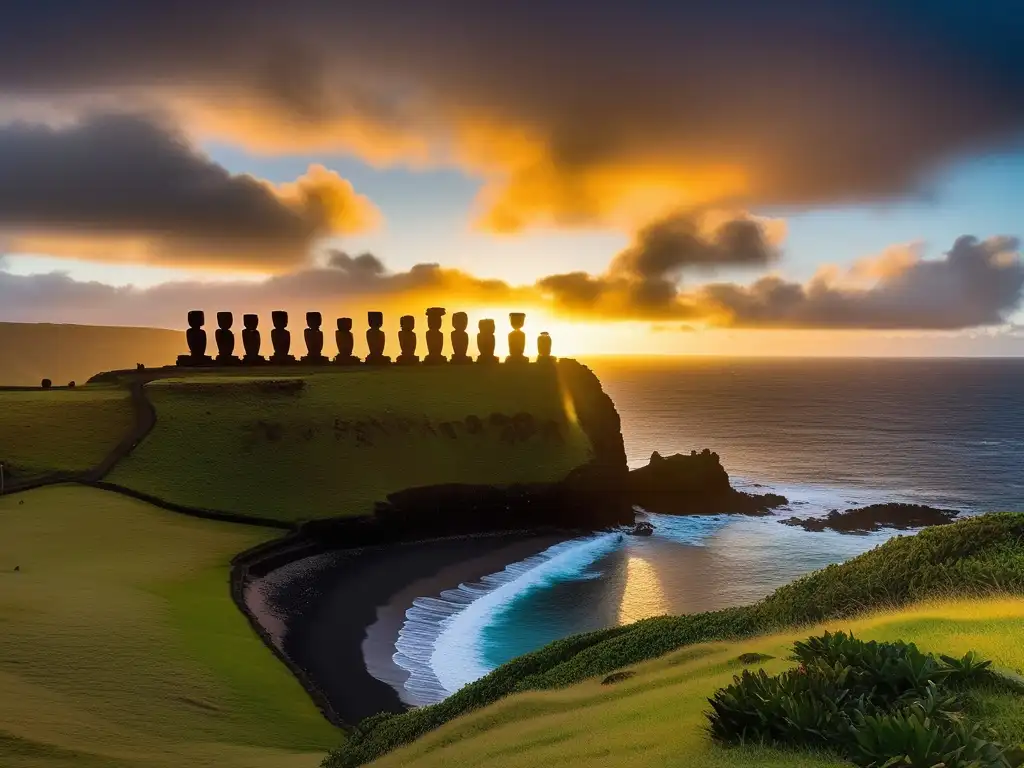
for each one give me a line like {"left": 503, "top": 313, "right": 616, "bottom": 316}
{"left": 109, "top": 366, "right": 591, "bottom": 522}
{"left": 330, "top": 512, "right": 1024, "bottom": 767}
{"left": 0, "top": 386, "right": 134, "bottom": 479}
{"left": 0, "top": 485, "right": 338, "bottom": 768}
{"left": 374, "top": 598, "right": 1024, "bottom": 768}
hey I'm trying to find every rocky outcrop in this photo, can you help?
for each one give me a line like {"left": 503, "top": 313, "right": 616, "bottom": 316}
{"left": 627, "top": 449, "right": 787, "bottom": 516}
{"left": 782, "top": 503, "right": 960, "bottom": 533}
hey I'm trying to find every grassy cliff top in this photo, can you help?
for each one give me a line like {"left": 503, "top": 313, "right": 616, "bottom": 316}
{"left": 0, "top": 485, "right": 337, "bottom": 768}
{"left": 108, "top": 364, "right": 593, "bottom": 523}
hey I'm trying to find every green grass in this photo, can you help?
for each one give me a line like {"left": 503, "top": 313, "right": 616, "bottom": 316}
{"left": 0, "top": 386, "right": 134, "bottom": 479}
{"left": 109, "top": 366, "right": 592, "bottom": 522}
{"left": 365, "top": 598, "right": 1024, "bottom": 768}
{"left": 329, "top": 513, "right": 1024, "bottom": 767}
{"left": 0, "top": 485, "right": 338, "bottom": 768}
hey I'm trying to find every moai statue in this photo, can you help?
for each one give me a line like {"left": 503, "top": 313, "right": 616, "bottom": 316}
{"left": 424, "top": 307, "right": 447, "bottom": 364}
{"left": 302, "top": 311, "right": 328, "bottom": 364}
{"left": 215, "top": 312, "right": 239, "bottom": 364}
{"left": 334, "top": 317, "right": 360, "bottom": 365}
{"left": 506, "top": 312, "right": 528, "bottom": 363}
{"left": 177, "top": 310, "right": 212, "bottom": 366}
{"left": 476, "top": 319, "right": 498, "bottom": 364}
{"left": 450, "top": 311, "right": 472, "bottom": 364}
{"left": 396, "top": 315, "right": 419, "bottom": 364}
{"left": 537, "top": 331, "right": 555, "bottom": 363}
{"left": 270, "top": 310, "right": 296, "bottom": 364}
{"left": 242, "top": 314, "right": 265, "bottom": 364}
{"left": 365, "top": 311, "right": 391, "bottom": 365}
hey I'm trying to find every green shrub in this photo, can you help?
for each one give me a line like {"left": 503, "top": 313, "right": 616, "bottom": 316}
{"left": 323, "top": 513, "right": 1024, "bottom": 768}
{"left": 708, "top": 632, "right": 1020, "bottom": 768}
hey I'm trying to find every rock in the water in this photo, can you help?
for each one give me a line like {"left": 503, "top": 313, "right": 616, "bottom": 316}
{"left": 627, "top": 448, "right": 787, "bottom": 516}
{"left": 781, "top": 503, "right": 959, "bottom": 533}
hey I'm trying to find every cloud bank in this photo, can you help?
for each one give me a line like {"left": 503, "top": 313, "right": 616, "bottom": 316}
{"left": 0, "top": 113, "right": 378, "bottom": 268}
{"left": 2, "top": 234, "right": 1019, "bottom": 332}
{"left": 1, "top": 1, "right": 1022, "bottom": 229}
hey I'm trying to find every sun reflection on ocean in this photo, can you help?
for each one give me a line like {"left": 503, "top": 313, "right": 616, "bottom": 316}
{"left": 617, "top": 554, "right": 669, "bottom": 624}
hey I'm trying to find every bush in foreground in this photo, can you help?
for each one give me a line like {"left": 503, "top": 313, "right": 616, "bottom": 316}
{"left": 324, "top": 513, "right": 1024, "bottom": 768}
{"left": 708, "top": 631, "right": 1022, "bottom": 768}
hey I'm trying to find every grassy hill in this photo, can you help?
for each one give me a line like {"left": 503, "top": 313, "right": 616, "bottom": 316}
{"left": 0, "top": 323, "right": 180, "bottom": 387}
{"left": 364, "top": 597, "right": 1024, "bottom": 768}
{"left": 0, "top": 385, "right": 135, "bottom": 484}
{"left": 328, "top": 512, "right": 1024, "bottom": 767}
{"left": 108, "top": 365, "right": 594, "bottom": 522}
{"left": 0, "top": 485, "right": 338, "bottom": 768}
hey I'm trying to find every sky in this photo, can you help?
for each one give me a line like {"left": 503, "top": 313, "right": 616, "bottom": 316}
{"left": 0, "top": 0, "right": 1023, "bottom": 357}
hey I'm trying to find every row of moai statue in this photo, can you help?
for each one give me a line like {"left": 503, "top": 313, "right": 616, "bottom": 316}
{"left": 176, "top": 309, "right": 555, "bottom": 366}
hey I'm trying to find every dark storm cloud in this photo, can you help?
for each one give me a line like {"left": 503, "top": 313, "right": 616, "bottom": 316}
{"left": 0, "top": 113, "right": 377, "bottom": 267}
{"left": 1, "top": 1, "right": 1022, "bottom": 227}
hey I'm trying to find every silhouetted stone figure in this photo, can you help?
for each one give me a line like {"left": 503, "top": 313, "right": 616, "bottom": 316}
{"left": 397, "top": 315, "right": 419, "bottom": 364}
{"left": 450, "top": 311, "right": 472, "bottom": 364}
{"left": 334, "top": 318, "right": 360, "bottom": 364}
{"left": 424, "top": 307, "right": 447, "bottom": 364}
{"left": 242, "top": 314, "right": 265, "bottom": 364}
{"left": 477, "top": 319, "right": 498, "bottom": 364}
{"left": 302, "top": 311, "right": 328, "bottom": 364}
{"left": 507, "top": 312, "right": 528, "bottom": 363}
{"left": 537, "top": 331, "right": 555, "bottom": 363}
{"left": 365, "top": 311, "right": 391, "bottom": 365}
{"left": 215, "top": 312, "right": 239, "bottom": 364}
{"left": 270, "top": 310, "right": 296, "bottom": 364}
{"left": 177, "top": 310, "right": 212, "bottom": 366}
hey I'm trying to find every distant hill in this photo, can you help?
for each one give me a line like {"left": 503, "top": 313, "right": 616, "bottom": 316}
{"left": 0, "top": 322, "right": 181, "bottom": 386}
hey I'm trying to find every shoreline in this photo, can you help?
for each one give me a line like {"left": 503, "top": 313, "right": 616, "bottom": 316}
{"left": 243, "top": 530, "right": 575, "bottom": 725}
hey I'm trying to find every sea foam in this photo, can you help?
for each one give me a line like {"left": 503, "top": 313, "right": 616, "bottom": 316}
{"left": 392, "top": 532, "right": 625, "bottom": 706}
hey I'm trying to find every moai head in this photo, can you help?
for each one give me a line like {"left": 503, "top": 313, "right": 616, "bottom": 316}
{"left": 400, "top": 315, "right": 416, "bottom": 332}
{"left": 338, "top": 317, "right": 353, "bottom": 332}
{"left": 368, "top": 311, "right": 384, "bottom": 330}
{"left": 217, "top": 311, "right": 233, "bottom": 331}
{"left": 187, "top": 310, "right": 205, "bottom": 329}
{"left": 426, "top": 307, "right": 446, "bottom": 330}
{"left": 306, "top": 311, "right": 322, "bottom": 330}
{"left": 243, "top": 314, "right": 259, "bottom": 330}
{"left": 272, "top": 310, "right": 289, "bottom": 330}
{"left": 479, "top": 318, "right": 496, "bottom": 333}
{"left": 453, "top": 312, "right": 469, "bottom": 331}
{"left": 510, "top": 312, "right": 526, "bottom": 330}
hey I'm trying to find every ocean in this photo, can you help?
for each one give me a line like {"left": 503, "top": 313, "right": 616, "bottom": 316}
{"left": 388, "top": 358, "right": 1024, "bottom": 704}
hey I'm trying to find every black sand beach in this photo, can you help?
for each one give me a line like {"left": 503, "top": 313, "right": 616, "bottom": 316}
{"left": 246, "top": 532, "right": 570, "bottom": 724}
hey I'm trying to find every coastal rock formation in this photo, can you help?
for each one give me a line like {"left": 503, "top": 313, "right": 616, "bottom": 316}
{"left": 627, "top": 449, "right": 787, "bottom": 516}
{"left": 782, "top": 503, "right": 960, "bottom": 533}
